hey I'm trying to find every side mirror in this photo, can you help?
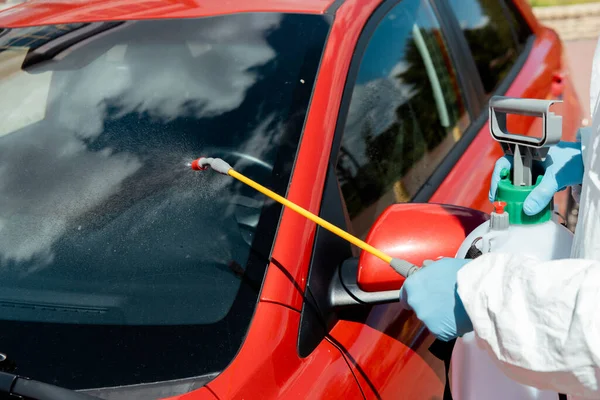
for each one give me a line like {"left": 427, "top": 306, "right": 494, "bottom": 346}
{"left": 330, "top": 203, "right": 489, "bottom": 308}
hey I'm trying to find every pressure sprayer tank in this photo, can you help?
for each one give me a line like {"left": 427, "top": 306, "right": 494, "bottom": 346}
{"left": 450, "top": 96, "right": 574, "bottom": 399}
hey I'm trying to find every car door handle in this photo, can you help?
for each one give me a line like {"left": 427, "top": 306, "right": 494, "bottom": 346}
{"left": 551, "top": 72, "right": 565, "bottom": 98}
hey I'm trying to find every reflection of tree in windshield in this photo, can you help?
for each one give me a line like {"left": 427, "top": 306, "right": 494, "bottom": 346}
{"left": 339, "top": 26, "right": 465, "bottom": 219}
{"left": 338, "top": 0, "right": 523, "bottom": 219}
{"left": 450, "top": 0, "right": 519, "bottom": 94}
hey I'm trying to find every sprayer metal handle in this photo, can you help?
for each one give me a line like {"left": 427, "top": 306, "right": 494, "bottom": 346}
{"left": 489, "top": 96, "right": 562, "bottom": 150}
{"left": 489, "top": 96, "right": 563, "bottom": 187}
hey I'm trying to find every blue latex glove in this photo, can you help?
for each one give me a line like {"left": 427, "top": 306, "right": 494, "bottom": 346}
{"left": 489, "top": 141, "right": 584, "bottom": 216}
{"left": 399, "top": 258, "right": 473, "bottom": 342}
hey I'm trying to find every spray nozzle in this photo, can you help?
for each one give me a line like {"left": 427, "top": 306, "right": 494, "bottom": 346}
{"left": 493, "top": 201, "right": 507, "bottom": 214}
{"left": 489, "top": 96, "right": 563, "bottom": 187}
{"left": 190, "top": 158, "right": 208, "bottom": 171}
{"left": 190, "top": 157, "right": 232, "bottom": 175}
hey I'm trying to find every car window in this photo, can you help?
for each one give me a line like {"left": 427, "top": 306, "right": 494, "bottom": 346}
{"left": 335, "top": 0, "right": 470, "bottom": 239}
{"left": 0, "top": 15, "right": 329, "bottom": 392}
{"left": 447, "top": 0, "right": 521, "bottom": 94}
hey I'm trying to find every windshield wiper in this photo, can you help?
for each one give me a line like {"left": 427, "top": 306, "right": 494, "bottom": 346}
{"left": 0, "top": 371, "right": 100, "bottom": 400}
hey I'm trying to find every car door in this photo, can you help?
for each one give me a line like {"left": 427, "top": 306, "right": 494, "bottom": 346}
{"left": 298, "top": 0, "right": 585, "bottom": 399}
{"left": 299, "top": 0, "right": 476, "bottom": 398}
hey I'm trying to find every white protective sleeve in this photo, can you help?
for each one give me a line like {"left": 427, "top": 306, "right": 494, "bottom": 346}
{"left": 572, "top": 34, "right": 600, "bottom": 205}
{"left": 456, "top": 253, "right": 600, "bottom": 399}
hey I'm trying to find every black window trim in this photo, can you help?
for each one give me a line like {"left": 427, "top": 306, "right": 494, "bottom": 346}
{"left": 325, "top": 0, "right": 347, "bottom": 15}
{"left": 498, "top": 0, "right": 523, "bottom": 48}
{"left": 498, "top": 0, "right": 535, "bottom": 52}
{"left": 298, "top": 162, "right": 355, "bottom": 357}
{"left": 430, "top": 0, "right": 486, "bottom": 117}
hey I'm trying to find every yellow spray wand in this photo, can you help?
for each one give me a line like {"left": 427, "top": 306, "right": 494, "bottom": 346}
{"left": 190, "top": 157, "right": 419, "bottom": 278}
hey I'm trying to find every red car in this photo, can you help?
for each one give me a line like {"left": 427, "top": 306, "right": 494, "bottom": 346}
{"left": 0, "top": 0, "right": 583, "bottom": 399}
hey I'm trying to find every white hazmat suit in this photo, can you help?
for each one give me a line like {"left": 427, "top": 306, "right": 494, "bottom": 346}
{"left": 455, "top": 38, "right": 600, "bottom": 399}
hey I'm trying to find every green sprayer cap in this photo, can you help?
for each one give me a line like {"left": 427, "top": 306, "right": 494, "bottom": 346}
{"left": 489, "top": 96, "right": 562, "bottom": 225}
{"left": 495, "top": 168, "right": 553, "bottom": 224}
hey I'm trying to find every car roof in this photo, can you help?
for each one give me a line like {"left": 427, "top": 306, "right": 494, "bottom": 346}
{"left": 0, "top": 0, "right": 339, "bottom": 28}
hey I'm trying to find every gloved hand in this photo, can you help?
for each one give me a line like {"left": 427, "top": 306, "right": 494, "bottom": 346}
{"left": 489, "top": 141, "right": 584, "bottom": 216}
{"left": 399, "top": 258, "right": 473, "bottom": 342}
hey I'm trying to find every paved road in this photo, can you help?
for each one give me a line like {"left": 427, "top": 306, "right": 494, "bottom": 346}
{"left": 564, "top": 38, "right": 596, "bottom": 122}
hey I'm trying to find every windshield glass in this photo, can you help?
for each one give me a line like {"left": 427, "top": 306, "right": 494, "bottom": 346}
{"left": 0, "top": 14, "right": 329, "bottom": 392}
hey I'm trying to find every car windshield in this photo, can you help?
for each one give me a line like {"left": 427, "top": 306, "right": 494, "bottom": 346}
{"left": 0, "top": 14, "right": 329, "bottom": 393}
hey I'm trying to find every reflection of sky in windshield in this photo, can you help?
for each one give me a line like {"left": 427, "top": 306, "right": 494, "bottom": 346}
{"left": 345, "top": 0, "right": 486, "bottom": 169}
{"left": 0, "top": 14, "right": 281, "bottom": 270}
{"left": 356, "top": 0, "right": 420, "bottom": 84}
{"left": 0, "top": 13, "right": 331, "bottom": 391}
{"left": 358, "top": 0, "right": 488, "bottom": 85}
{"left": 448, "top": 0, "right": 489, "bottom": 29}
{"left": 345, "top": 0, "right": 429, "bottom": 166}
